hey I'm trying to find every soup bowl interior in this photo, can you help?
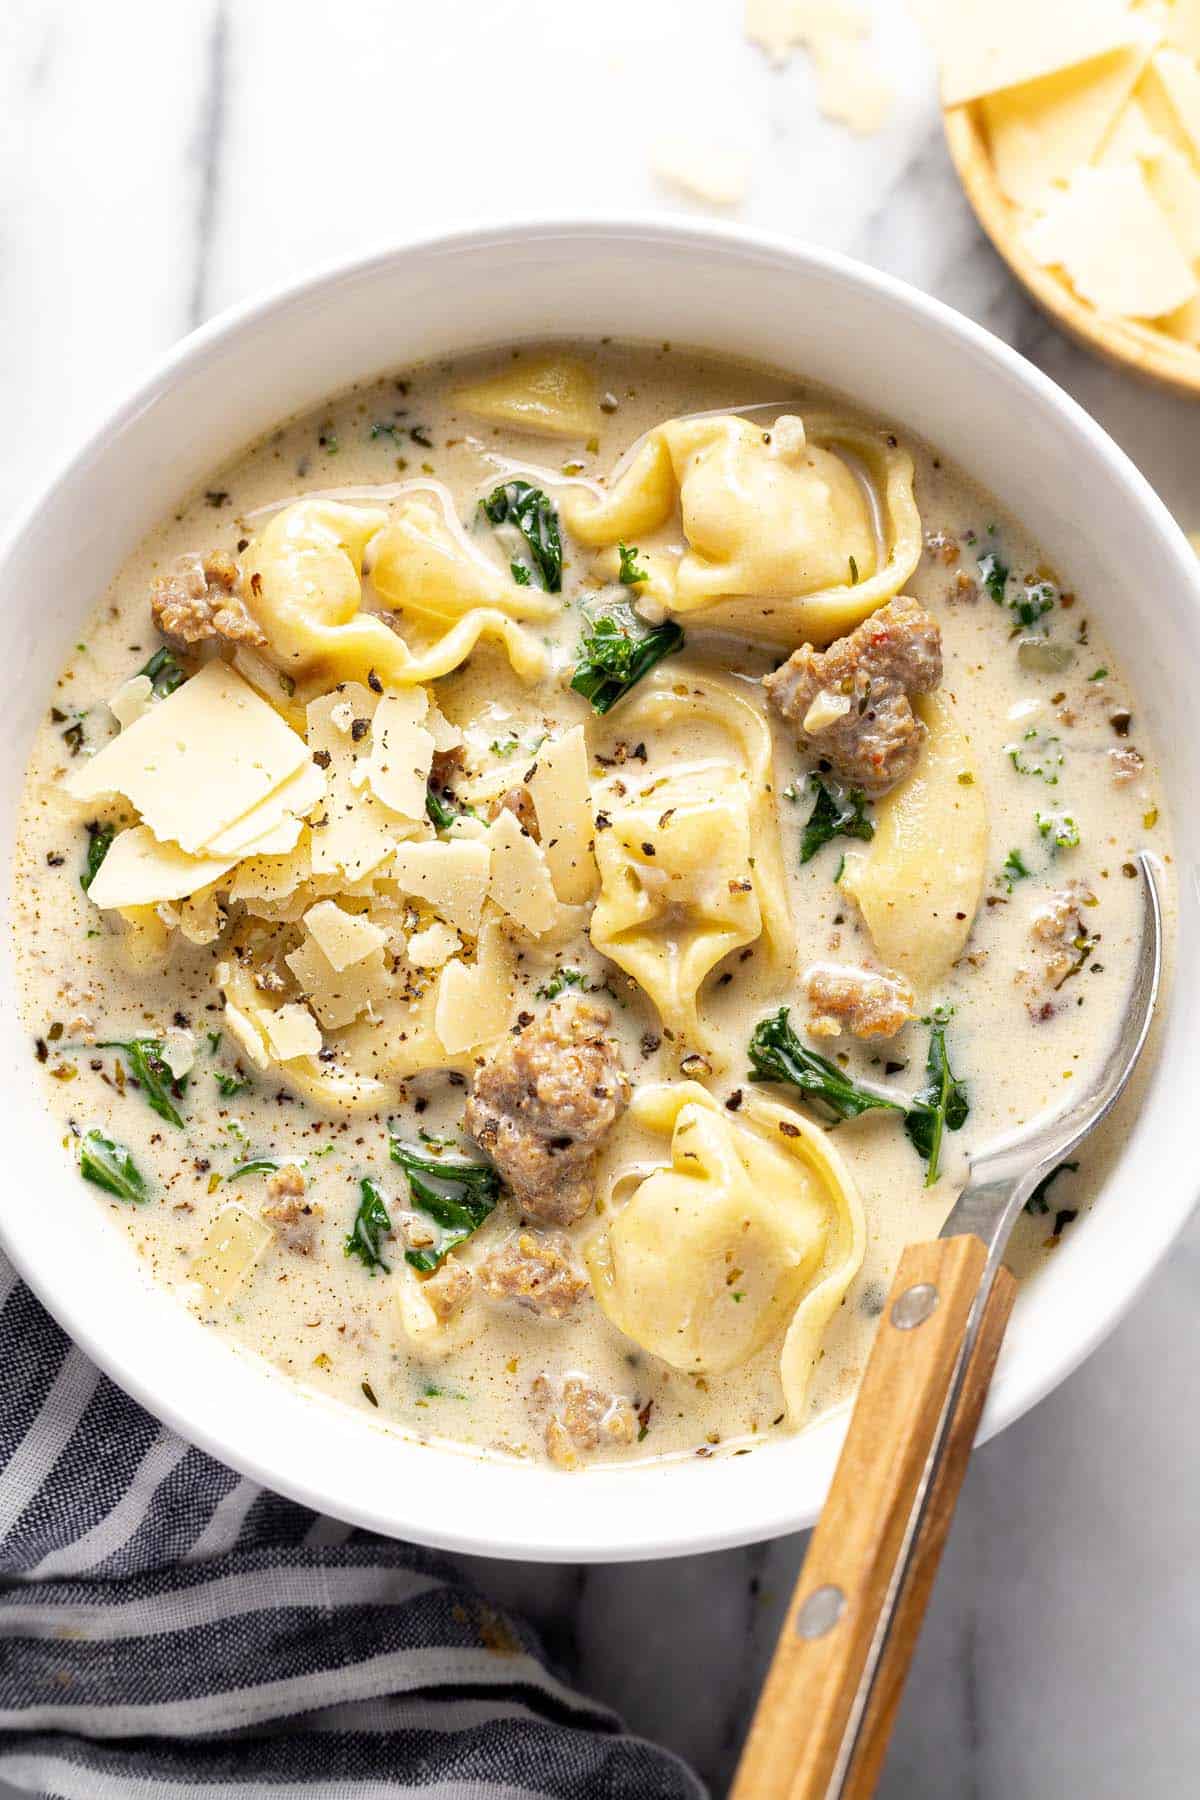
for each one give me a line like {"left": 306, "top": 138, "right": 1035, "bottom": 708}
{"left": 2, "top": 220, "right": 1197, "bottom": 1562}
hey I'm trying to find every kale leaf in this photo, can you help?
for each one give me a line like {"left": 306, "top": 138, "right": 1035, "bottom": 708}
{"left": 1002, "top": 848, "right": 1031, "bottom": 891}
{"left": 536, "top": 967, "right": 586, "bottom": 1001}
{"left": 570, "top": 600, "right": 684, "bottom": 714}
{"left": 80, "top": 822, "right": 114, "bottom": 894}
{"left": 904, "top": 1008, "right": 969, "bottom": 1186}
{"left": 618, "top": 542, "right": 649, "bottom": 586}
{"left": 137, "top": 646, "right": 186, "bottom": 698}
{"left": 747, "top": 1006, "right": 904, "bottom": 1125}
{"left": 977, "top": 550, "right": 1009, "bottom": 604}
{"left": 799, "top": 778, "right": 874, "bottom": 865}
{"left": 425, "top": 787, "right": 459, "bottom": 831}
{"left": 226, "top": 1158, "right": 280, "bottom": 1182}
{"left": 389, "top": 1137, "right": 501, "bottom": 1271}
{"left": 1025, "top": 1159, "right": 1079, "bottom": 1216}
{"left": 345, "top": 1177, "right": 393, "bottom": 1274}
{"left": 1036, "top": 810, "right": 1080, "bottom": 851}
{"left": 480, "top": 480, "right": 563, "bottom": 592}
{"left": 98, "top": 1038, "right": 187, "bottom": 1128}
{"left": 80, "top": 1129, "right": 147, "bottom": 1202}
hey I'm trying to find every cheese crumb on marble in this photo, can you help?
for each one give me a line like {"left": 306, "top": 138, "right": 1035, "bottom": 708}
{"left": 650, "top": 134, "right": 751, "bottom": 207}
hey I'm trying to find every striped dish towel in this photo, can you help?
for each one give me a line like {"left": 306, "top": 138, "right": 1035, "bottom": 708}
{"left": 0, "top": 1255, "right": 704, "bottom": 1799}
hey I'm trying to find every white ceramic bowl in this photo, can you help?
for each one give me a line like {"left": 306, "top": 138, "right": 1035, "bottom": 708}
{"left": 2, "top": 221, "right": 1197, "bottom": 1562}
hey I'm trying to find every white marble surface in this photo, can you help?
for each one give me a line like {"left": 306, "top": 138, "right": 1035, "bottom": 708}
{"left": 4, "top": 2, "right": 1200, "bottom": 1794}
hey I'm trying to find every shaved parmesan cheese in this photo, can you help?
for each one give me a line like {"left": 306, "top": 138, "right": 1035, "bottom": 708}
{"left": 394, "top": 1261, "right": 464, "bottom": 1351}
{"left": 1145, "top": 46, "right": 1200, "bottom": 160}
{"left": 302, "top": 899, "right": 388, "bottom": 972}
{"left": 487, "top": 806, "right": 563, "bottom": 937}
{"left": 86, "top": 826, "right": 236, "bottom": 910}
{"left": 359, "top": 689, "right": 434, "bottom": 819}
{"left": 224, "top": 1000, "right": 271, "bottom": 1070}
{"left": 285, "top": 934, "right": 392, "bottom": 1030}
{"left": 389, "top": 839, "right": 491, "bottom": 936}
{"left": 651, "top": 135, "right": 750, "bottom": 207}
{"left": 108, "top": 673, "right": 154, "bottom": 730}
{"left": 228, "top": 838, "right": 311, "bottom": 905}
{"left": 160, "top": 1027, "right": 195, "bottom": 1079}
{"left": 231, "top": 646, "right": 305, "bottom": 723}
{"left": 65, "top": 661, "right": 309, "bottom": 855}
{"left": 188, "top": 1206, "right": 273, "bottom": 1305}
{"left": 225, "top": 815, "right": 304, "bottom": 861}
{"left": 307, "top": 683, "right": 409, "bottom": 883}
{"left": 178, "top": 887, "right": 224, "bottom": 946}
{"left": 434, "top": 919, "right": 515, "bottom": 1054}
{"left": 204, "top": 759, "right": 325, "bottom": 858}
{"left": 1161, "top": 290, "right": 1200, "bottom": 341}
{"left": 452, "top": 357, "right": 601, "bottom": 440}
{"left": 263, "top": 1002, "right": 322, "bottom": 1063}
{"left": 118, "top": 906, "right": 171, "bottom": 969}
{"left": 1025, "top": 162, "right": 1197, "bottom": 317}
{"left": 1167, "top": 0, "right": 1200, "bottom": 62}
{"left": 528, "top": 725, "right": 599, "bottom": 905}
{"left": 802, "top": 690, "right": 854, "bottom": 734}
{"left": 407, "top": 920, "right": 461, "bottom": 968}
{"left": 1098, "top": 94, "right": 1164, "bottom": 164}
{"left": 1145, "top": 142, "right": 1200, "bottom": 258}
{"left": 426, "top": 704, "right": 465, "bottom": 753}
{"left": 983, "top": 36, "right": 1155, "bottom": 207}
{"left": 926, "top": 0, "right": 1138, "bottom": 109}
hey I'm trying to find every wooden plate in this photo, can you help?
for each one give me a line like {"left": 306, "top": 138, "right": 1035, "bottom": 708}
{"left": 944, "top": 103, "right": 1200, "bottom": 398}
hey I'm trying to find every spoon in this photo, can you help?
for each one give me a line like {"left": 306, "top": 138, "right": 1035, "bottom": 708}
{"left": 732, "top": 852, "right": 1162, "bottom": 1800}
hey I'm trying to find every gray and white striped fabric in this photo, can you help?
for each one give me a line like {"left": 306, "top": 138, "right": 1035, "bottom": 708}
{"left": 0, "top": 1255, "right": 704, "bottom": 1799}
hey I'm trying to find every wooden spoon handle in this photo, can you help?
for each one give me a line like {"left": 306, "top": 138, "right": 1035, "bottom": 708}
{"left": 731, "top": 1235, "right": 1017, "bottom": 1800}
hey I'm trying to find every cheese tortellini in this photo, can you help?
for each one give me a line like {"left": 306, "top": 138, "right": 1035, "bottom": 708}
{"left": 587, "top": 1083, "right": 864, "bottom": 1418}
{"left": 562, "top": 412, "right": 921, "bottom": 644}
{"left": 367, "top": 493, "right": 557, "bottom": 681}
{"left": 452, "top": 354, "right": 601, "bottom": 439}
{"left": 241, "top": 500, "right": 400, "bottom": 691}
{"left": 242, "top": 493, "right": 555, "bottom": 694}
{"left": 841, "top": 692, "right": 988, "bottom": 994}
{"left": 588, "top": 671, "right": 791, "bottom": 1057}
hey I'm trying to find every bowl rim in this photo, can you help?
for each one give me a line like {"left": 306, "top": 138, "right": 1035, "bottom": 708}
{"left": 943, "top": 104, "right": 1200, "bottom": 397}
{"left": 2, "top": 214, "right": 1197, "bottom": 1562}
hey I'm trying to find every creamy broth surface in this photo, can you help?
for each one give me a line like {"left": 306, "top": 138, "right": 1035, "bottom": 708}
{"left": 11, "top": 343, "right": 1173, "bottom": 1470}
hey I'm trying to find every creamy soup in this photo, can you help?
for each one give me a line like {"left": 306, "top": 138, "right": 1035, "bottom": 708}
{"left": 11, "top": 343, "right": 1172, "bottom": 1471}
